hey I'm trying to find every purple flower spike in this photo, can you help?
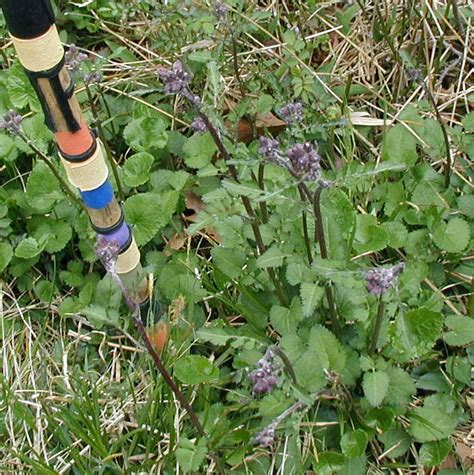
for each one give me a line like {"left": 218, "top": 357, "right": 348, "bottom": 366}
{"left": 365, "top": 262, "right": 405, "bottom": 296}
{"left": 157, "top": 60, "right": 190, "bottom": 95}
{"left": 215, "top": 1, "right": 228, "bottom": 19}
{"left": 191, "top": 116, "right": 207, "bottom": 133}
{"left": 65, "top": 44, "right": 88, "bottom": 73}
{"left": 83, "top": 70, "right": 102, "bottom": 85}
{"left": 249, "top": 349, "right": 279, "bottom": 395}
{"left": 286, "top": 142, "right": 321, "bottom": 181}
{"left": 0, "top": 110, "right": 23, "bottom": 136}
{"left": 254, "top": 402, "right": 305, "bottom": 447}
{"left": 279, "top": 102, "right": 303, "bottom": 124}
{"left": 258, "top": 136, "right": 280, "bottom": 162}
{"left": 254, "top": 424, "right": 276, "bottom": 447}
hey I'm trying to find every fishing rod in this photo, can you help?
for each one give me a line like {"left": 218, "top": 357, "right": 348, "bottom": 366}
{"left": 1, "top": 0, "right": 167, "bottom": 350}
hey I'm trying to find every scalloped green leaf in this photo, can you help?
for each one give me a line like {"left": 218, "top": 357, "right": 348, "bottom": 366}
{"left": 26, "top": 162, "right": 64, "bottom": 213}
{"left": 0, "top": 242, "right": 13, "bottom": 272}
{"left": 32, "top": 220, "right": 72, "bottom": 254}
{"left": 15, "top": 237, "right": 47, "bottom": 259}
{"left": 300, "top": 283, "right": 324, "bottom": 317}
{"left": 433, "top": 217, "right": 470, "bottom": 253}
{"left": 124, "top": 191, "right": 178, "bottom": 246}
{"left": 444, "top": 315, "right": 474, "bottom": 346}
{"left": 363, "top": 370, "right": 389, "bottom": 407}
{"left": 409, "top": 407, "right": 456, "bottom": 442}
{"left": 174, "top": 355, "right": 219, "bottom": 385}
{"left": 123, "top": 152, "right": 154, "bottom": 187}
{"left": 182, "top": 132, "right": 217, "bottom": 169}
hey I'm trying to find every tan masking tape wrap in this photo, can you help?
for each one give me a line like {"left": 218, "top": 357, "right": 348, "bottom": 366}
{"left": 116, "top": 237, "right": 141, "bottom": 275}
{"left": 11, "top": 25, "right": 64, "bottom": 72}
{"left": 60, "top": 142, "right": 108, "bottom": 191}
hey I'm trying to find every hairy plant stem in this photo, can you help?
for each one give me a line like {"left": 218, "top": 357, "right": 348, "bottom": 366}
{"left": 468, "top": 277, "right": 474, "bottom": 318}
{"left": 313, "top": 186, "right": 340, "bottom": 336}
{"left": 369, "top": 297, "right": 385, "bottom": 356}
{"left": 257, "top": 164, "right": 269, "bottom": 223}
{"left": 97, "top": 83, "right": 118, "bottom": 138}
{"left": 374, "top": 0, "right": 412, "bottom": 102}
{"left": 296, "top": 180, "right": 313, "bottom": 203}
{"left": 220, "top": 12, "right": 247, "bottom": 99}
{"left": 19, "top": 133, "right": 86, "bottom": 212}
{"left": 84, "top": 83, "right": 125, "bottom": 202}
{"left": 450, "top": 0, "right": 464, "bottom": 36}
{"left": 298, "top": 185, "right": 312, "bottom": 266}
{"left": 187, "top": 93, "right": 288, "bottom": 306}
{"left": 133, "top": 316, "right": 206, "bottom": 437}
{"left": 419, "top": 81, "right": 453, "bottom": 188}
{"left": 230, "top": 28, "right": 246, "bottom": 100}
{"left": 271, "top": 346, "right": 297, "bottom": 384}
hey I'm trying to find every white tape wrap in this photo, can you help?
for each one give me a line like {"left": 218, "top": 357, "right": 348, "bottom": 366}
{"left": 11, "top": 25, "right": 64, "bottom": 72}
{"left": 116, "top": 237, "right": 141, "bottom": 275}
{"left": 60, "top": 142, "right": 108, "bottom": 191}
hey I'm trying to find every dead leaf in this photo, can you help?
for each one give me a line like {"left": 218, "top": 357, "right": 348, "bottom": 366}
{"left": 223, "top": 97, "right": 287, "bottom": 143}
{"left": 232, "top": 112, "right": 287, "bottom": 143}
{"left": 349, "top": 111, "right": 394, "bottom": 127}
{"left": 181, "top": 39, "right": 215, "bottom": 53}
{"left": 440, "top": 454, "right": 458, "bottom": 469}
{"left": 256, "top": 112, "right": 286, "bottom": 131}
{"left": 185, "top": 191, "right": 206, "bottom": 214}
{"left": 203, "top": 226, "right": 220, "bottom": 244}
{"left": 164, "top": 232, "right": 187, "bottom": 256}
{"left": 455, "top": 440, "right": 473, "bottom": 468}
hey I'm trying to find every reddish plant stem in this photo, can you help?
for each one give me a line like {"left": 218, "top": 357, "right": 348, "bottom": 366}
{"left": 133, "top": 316, "right": 206, "bottom": 437}
{"left": 193, "top": 102, "right": 288, "bottom": 306}
{"left": 369, "top": 297, "right": 385, "bottom": 356}
{"left": 257, "top": 164, "right": 269, "bottom": 224}
{"left": 313, "top": 186, "right": 340, "bottom": 336}
{"left": 298, "top": 184, "right": 313, "bottom": 266}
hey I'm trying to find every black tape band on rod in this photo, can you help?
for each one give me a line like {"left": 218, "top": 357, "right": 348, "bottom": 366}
{"left": 25, "top": 57, "right": 81, "bottom": 133}
{"left": 139, "top": 298, "right": 163, "bottom": 326}
{"left": 1, "top": 0, "right": 55, "bottom": 40}
{"left": 90, "top": 210, "right": 125, "bottom": 235}
{"left": 118, "top": 233, "right": 133, "bottom": 255}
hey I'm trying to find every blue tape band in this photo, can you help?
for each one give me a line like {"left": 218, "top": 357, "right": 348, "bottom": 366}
{"left": 80, "top": 179, "right": 114, "bottom": 209}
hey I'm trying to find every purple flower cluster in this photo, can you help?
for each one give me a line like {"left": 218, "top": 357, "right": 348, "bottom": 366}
{"left": 286, "top": 142, "right": 321, "bottom": 181}
{"left": 157, "top": 60, "right": 190, "bottom": 95}
{"left": 365, "top": 262, "right": 405, "bottom": 296}
{"left": 258, "top": 136, "right": 280, "bottom": 163}
{"left": 65, "top": 45, "right": 88, "bottom": 73}
{"left": 279, "top": 102, "right": 303, "bottom": 124}
{"left": 408, "top": 68, "right": 421, "bottom": 83}
{"left": 258, "top": 136, "right": 321, "bottom": 182}
{"left": 0, "top": 110, "right": 22, "bottom": 135}
{"left": 249, "top": 349, "right": 279, "bottom": 394}
{"left": 83, "top": 70, "right": 102, "bottom": 85}
{"left": 191, "top": 116, "right": 207, "bottom": 133}
{"left": 254, "top": 423, "right": 277, "bottom": 447}
{"left": 215, "top": 1, "right": 228, "bottom": 19}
